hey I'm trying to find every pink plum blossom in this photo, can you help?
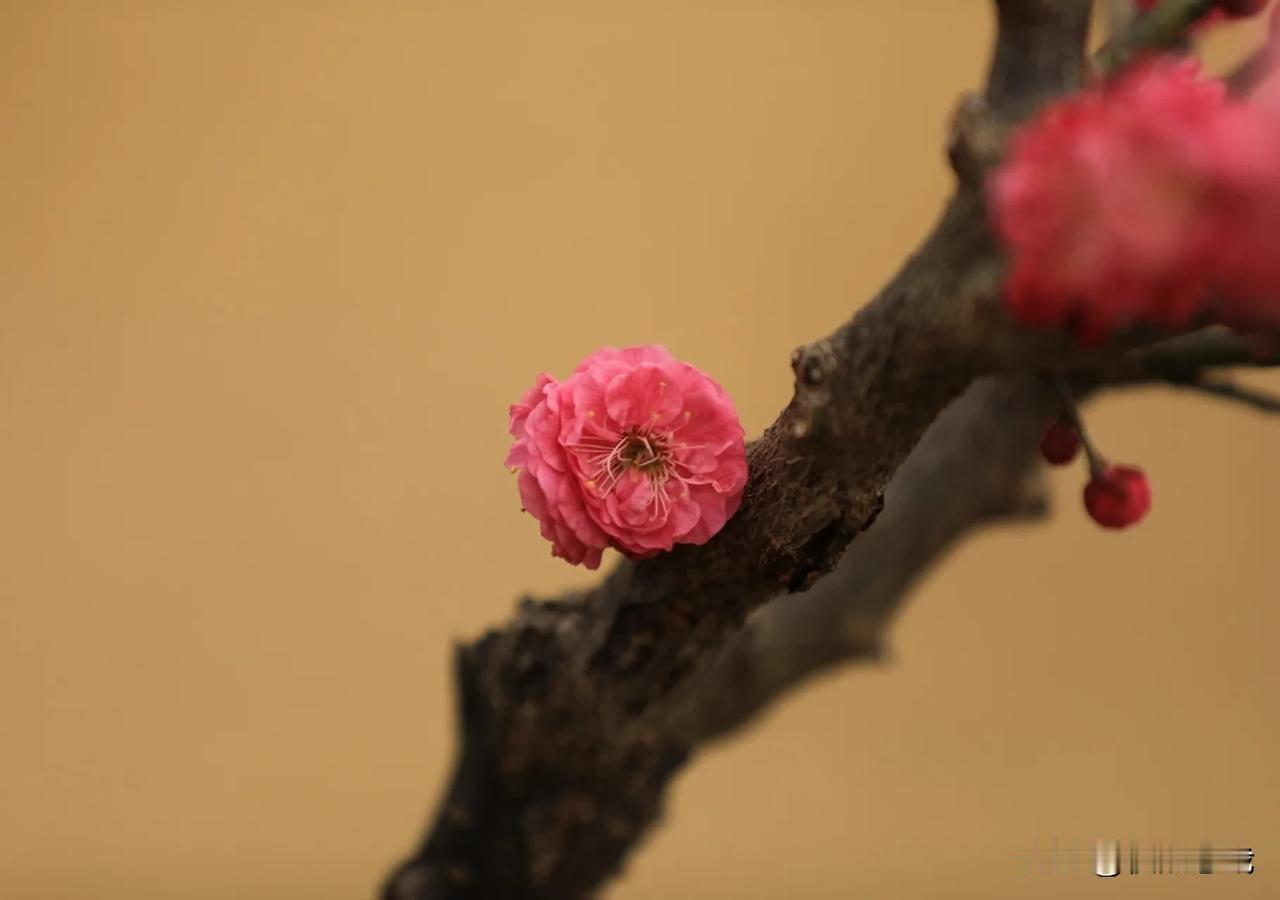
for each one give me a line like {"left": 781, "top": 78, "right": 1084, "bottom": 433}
{"left": 506, "top": 345, "right": 748, "bottom": 568}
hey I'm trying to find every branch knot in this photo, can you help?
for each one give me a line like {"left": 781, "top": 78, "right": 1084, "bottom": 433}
{"left": 947, "top": 93, "right": 1006, "bottom": 186}
{"left": 790, "top": 340, "right": 839, "bottom": 438}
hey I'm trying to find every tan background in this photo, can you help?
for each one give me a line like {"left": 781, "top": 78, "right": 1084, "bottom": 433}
{"left": 2, "top": 2, "right": 1277, "bottom": 897}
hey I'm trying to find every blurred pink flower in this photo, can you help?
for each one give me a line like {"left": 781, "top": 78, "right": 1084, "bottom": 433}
{"left": 506, "top": 345, "right": 748, "bottom": 568}
{"left": 990, "top": 57, "right": 1280, "bottom": 341}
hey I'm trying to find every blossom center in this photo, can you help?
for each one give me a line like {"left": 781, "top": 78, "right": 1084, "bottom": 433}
{"left": 596, "top": 428, "right": 675, "bottom": 493}
{"left": 574, "top": 426, "right": 684, "bottom": 503}
{"left": 617, "top": 431, "right": 669, "bottom": 472}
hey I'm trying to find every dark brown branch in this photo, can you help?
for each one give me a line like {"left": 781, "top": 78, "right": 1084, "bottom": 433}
{"left": 380, "top": 4, "right": 1257, "bottom": 897}
{"left": 384, "top": 5, "right": 1090, "bottom": 897}
{"left": 986, "top": 1, "right": 1094, "bottom": 118}
{"left": 1133, "top": 328, "right": 1273, "bottom": 374}
{"left": 685, "top": 375, "right": 1057, "bottom": 744}
{"left": 386, "top": 193, "right": 1010, "bottom": 900}
{"left": 1104, "top": 0, "right": 1141, "bottom": 36}
{"left": 685, "top": 329, "right": 1279, "bottom": 744}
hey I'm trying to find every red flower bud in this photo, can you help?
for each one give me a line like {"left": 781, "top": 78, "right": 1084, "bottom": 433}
{"left": 1038, "top": 419, "right": 1080, "bottom": 465}
{"left": 1084, "top": 465, "right": 1152, "bottom": 529}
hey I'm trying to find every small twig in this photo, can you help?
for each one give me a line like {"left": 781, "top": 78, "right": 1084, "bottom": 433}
{"left": 1051, "top": 372, "right": 1107, "bottom": 476}
{"left": 1095, "top": 0, "right": 1215, "bottom": 74}
{"left": 1131, "top": 330, "right": 1280, "bottom": 412}
{"left": 1166, "top": 378, "right": 1280, "bottom": 413}
{"left": 1134, "top": 328, "right": 1278, "bottom": 381}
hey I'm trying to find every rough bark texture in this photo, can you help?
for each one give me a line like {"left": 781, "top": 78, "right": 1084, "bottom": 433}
{"left": 381, "top": 3, "right": 1262, "bottom": 897}
{"left": 685, "top": 375, "right": 1057, "bottom": 745}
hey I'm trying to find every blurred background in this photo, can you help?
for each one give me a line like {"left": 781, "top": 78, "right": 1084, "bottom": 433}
{"left": 2, "top": 2, "right": 1277, "bottom": 897}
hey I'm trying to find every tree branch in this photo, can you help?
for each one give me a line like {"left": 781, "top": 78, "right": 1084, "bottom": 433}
{"left": 380, "top": 3, "right": 1262, "bottom": 897}
{"left": 985, "top": 1, "right": 1096, "bottom": 118}
{"left": 1104, "top": 0, "right": 1141, "bottom": 36}
{"left": 684, "top": 328, "right": 1279, "bottom": 745}
{"left": 683, "top": 374, "right": 1056, "bottom": 745}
